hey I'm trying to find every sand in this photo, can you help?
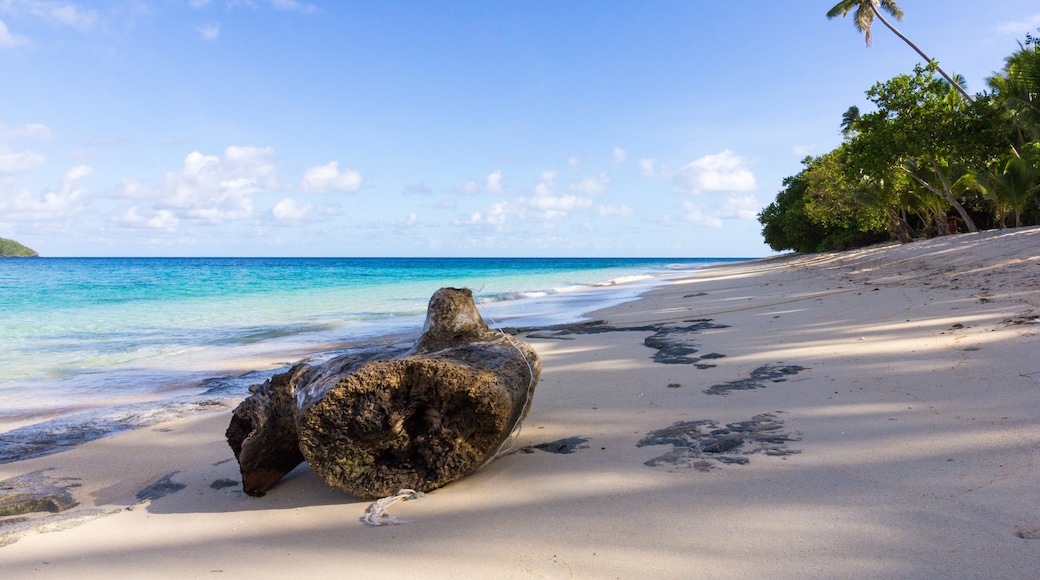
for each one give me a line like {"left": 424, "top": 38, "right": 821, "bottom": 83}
{"left": 2, "top": 227, "right": 1039, "bottom": 578}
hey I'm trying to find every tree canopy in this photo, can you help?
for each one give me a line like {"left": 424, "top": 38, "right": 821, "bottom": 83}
{"left": 759, "top": 28, "right": 1040, "bottom": 253}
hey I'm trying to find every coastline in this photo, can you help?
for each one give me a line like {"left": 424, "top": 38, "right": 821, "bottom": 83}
{"left": 1, "top": 259, "right": 713, "bottom": 459}
{"left": 2, "top": 227, "right": 1040, "bottom": 577}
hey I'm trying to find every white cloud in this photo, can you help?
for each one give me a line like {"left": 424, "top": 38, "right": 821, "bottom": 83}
{"left": 720, "top": 194, "right": 761, "bottom": 220}
{"left": 6, "top": 1, "right": 99, "bottom": 30}
{"left": 638, "top": 158, "right": 657, "bottom": 178}
{"left": 996, "top": 14, "right": 1040, "bottom": 35}
{"left": 120, "top": 179, "right": 153, "bottom": 200}
{"left": 1, "top": 123, "right": 54, "bottom": 140}
{"left": 569, "top": 173, "right": 609, "bottom": 195}
{"left": 524, "top": 193, "right": 592, "bottom": 218}
{"left": 403, "top": 182, "right": 432, "bottom": 195}
{"left": 120, "top": 146, "right": 278, "bottom": 224}
{"left": 272, "top": 197, "right": 312, "bottom": 222}
{"left": 149, "top": 210, "right": 178, "bottom": 231}
{"left": 167, "top": 151, "right": 265, "bottom": 221}
{"left": 197, "top": 23, "right": 220, "bottom": 41}
{"left": 301, "top": 160, "right": 362, "bottom": 193}
{"left": 189, "top": 0, "right": 315, "bottom": 14}
{"left": 597, "top": 203, "right": 634, "bottom": 217}
{"left": 522, "top": 170, "right": 592, "bottom": 222}
{"left": 613, "top": 147, "right": 627, "bottom": 164}
{"left": 0, "top": 164, "right": 92, "bottom": 221}
{"left": 484, "top": 170, "right": 504, "bottom": 194}
{"left": 0, "top": 149, "right": 45, "bottom": 176}
{"left": 454, "top": 201, "right": 509, "bottom": 226}
{"left": 64, "top": 163, "right": 91, "bottom": 181}
{"left": 675, "top": 150, "right": 757, "bottom": 194}
{"left": 534, "top": 170, "right": 556, "bottom": 194}
{"left": 321, "top": 201, "right": 343, "bottom": 216}
{"left": 49, "top": 2, "right": 96, "bottom": 29}
{"left": 452, "top": 179, "right": 480, "bottom": 195}
{"left": 397, "top": 212, "right": 418, "bottom": 227}
{"left": 0, "top": 19, "right": 29, "bottom": 47}
{"left": 567, "top": 156, "right": 580, "bottom": 167}
{"left": 682, "top": 201, "right": 723, "bottom": 228}
{"left": 453, "top": 169, "right": 604, "bottom": 228}
{"left": 267, "top": 0, "right": 318, "bottom": 14}
{"left": 680, "top": 194, "right": 760, "bottom": 228}
{"left": 115, "top": 206, "right": 179, "bottom": 232}
{"left": 792, "top": 144, "right": 815, "bottom": 156}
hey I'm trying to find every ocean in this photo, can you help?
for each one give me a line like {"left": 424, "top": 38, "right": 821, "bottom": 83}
{"left": 0, "top": 257, "right": 740, "bottom": 462}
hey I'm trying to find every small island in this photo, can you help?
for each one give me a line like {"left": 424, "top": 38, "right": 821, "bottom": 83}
{"left": 0, "top": 237, "right": 39, "bottom": 257}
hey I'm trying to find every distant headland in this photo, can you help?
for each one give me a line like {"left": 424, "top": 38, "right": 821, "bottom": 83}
{"left": 0, "top": 237, "right": 39, "bottom": 257}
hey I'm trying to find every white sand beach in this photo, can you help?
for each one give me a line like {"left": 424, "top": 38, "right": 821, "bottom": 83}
{"left": 3, "top": 226, "right": 1040, "bottom": 578}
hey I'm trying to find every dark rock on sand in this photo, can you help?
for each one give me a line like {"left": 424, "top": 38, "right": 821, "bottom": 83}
{"left": 0, "top": 471, "right": 79, "bottom": 517}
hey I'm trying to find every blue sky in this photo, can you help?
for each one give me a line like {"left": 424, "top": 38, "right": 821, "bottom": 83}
{"left": 2, "top": 1, "right": 1039, "bottom": 257}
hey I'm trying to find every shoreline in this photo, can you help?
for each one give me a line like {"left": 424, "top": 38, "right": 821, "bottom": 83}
{"left": 1, "top": 257, "right": 717, "bottom": 430}
{"left": 0, "top": 262, "right": 711, "bottom": 458}
{"left": 2, "top": 227, "right": 1039, "bottom": 577}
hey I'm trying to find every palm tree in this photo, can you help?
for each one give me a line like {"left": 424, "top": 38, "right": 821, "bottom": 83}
{"left": 958, "top": 157, "right": 1040, "bottom": 228}
{"left": 989, "top": 41, "right": 1040, "bottom": 143}
{"left": 840, "top": 105, "right": 860, "bottom": 137}
{"left": 827, "top": 0, "right": 974, "bottom": 103}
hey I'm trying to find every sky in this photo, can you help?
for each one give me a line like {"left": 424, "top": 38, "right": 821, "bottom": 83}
{"left": 2, "top": 1, "right": 1039, "bottom": 258}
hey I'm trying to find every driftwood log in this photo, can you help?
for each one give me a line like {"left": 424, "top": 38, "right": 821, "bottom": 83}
{"left": 226, "top": 288, "right": 541, "bottom": 499}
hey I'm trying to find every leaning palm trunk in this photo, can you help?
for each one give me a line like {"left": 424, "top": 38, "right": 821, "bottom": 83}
{"left": 869, "top": 4, "right": 973, "bottom": 103}
{"left": 886, "top": 207, "right": 916, "bottom": 242}
{"left": 898, "top": 161, "right": 978, "bottom": 233}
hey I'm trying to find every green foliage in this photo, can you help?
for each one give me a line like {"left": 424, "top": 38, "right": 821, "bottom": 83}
{"left": 803, "top": 147, "right": 888, "bottom": 232}
{"left": 960, "top": 156, "right": 1040, "bottom": 228}
{"left": 761, "top": 29, "right": 1040, "bottom": 252}
{"left": 989, "top": 34, "right": 1040, "bottom": 145}
{"left": 759, "top": 166, "right": 817, "bottom": 253}
{"left": 0, "top": 237, "right": 39, "bottom": 257}
{"left": 758, "top": 156, "right": 888, "bottom": 253}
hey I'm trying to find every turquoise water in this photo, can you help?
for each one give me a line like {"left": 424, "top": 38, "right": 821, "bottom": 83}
{"left": 0, "top": 257, "right": 739, "bottom": 460}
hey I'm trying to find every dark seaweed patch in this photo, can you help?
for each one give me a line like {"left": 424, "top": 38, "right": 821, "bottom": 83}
{"left": 528, "top": 320, "right": 728, "bottom": 366}
{"left": 704, "top": 364, "right": 807, "bottom": 395}
{"left": 525, "top": 437, "right": 590, "bottom": 454}
{"left": 135, "top": 472, "right": 186, "bottom": 502}
{"left": 638, "top": 413, "right": 800, "bottom": 472}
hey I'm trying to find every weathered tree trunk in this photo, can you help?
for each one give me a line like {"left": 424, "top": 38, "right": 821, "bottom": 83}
{"left": 929, "top": 157, "right": 977, "bottom": 233}
{"left": 226, "top": 344, "right": 408, "bottom": 497}
{"left": 226, "top": 364, "right": 309, "bottom": 496}
{"left": 297, "top": 287, "right": 540, "bottom": 499}
{"left": 226, "top": 288, "right": 540, "bottom": 499}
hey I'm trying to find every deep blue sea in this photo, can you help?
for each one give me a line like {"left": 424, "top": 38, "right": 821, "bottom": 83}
{"left": 0, "top": 257, "right": 740, "bottom": 461}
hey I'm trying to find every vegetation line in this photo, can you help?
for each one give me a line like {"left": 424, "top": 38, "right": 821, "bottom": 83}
{"left": 762, "top": 5, "right": 1040, "bottom": 253}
